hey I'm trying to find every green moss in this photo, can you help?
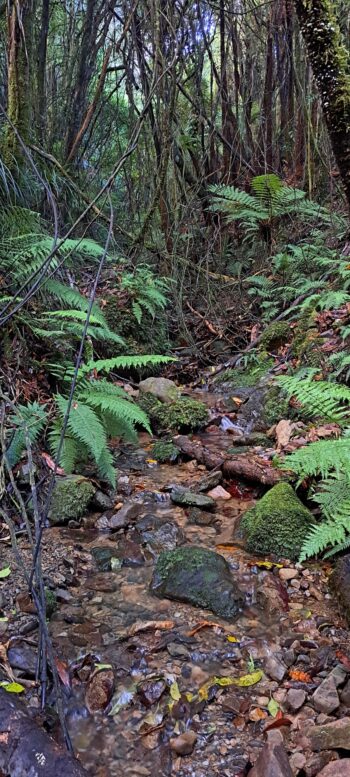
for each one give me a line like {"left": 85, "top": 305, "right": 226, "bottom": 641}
{"left": 48, "top": 476, "right": 95, "bottom": 525}
{"left": 214, "top": 357, "right": 273, "bottom": 388}
{"left": 45, "top": 589, "right": 57, "bottom": 618}
{"left": 260, "top": 322, "right": 291, "bottom": 351}
{"left": 138, "top": 394, "right": 208, "bottom": 432}
{"left": 263, "top": 386, "right": 290, "bottom": 426}
{"left": 240, "top": 482, "right": 312, "bottom": 560}
{"left": 151, "top": 440, "right": 180, "bottom": 463}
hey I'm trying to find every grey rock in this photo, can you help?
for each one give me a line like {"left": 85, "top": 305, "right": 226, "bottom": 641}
{"left": 170, "top": 490, "right": 216, "bottom": 511}
{"left": 188, "top": 508, "right": 217, "bottom": 526}
{"left": 330, "top": 664, "right": 348, "bottom": 688}
{"left": 140, "top": 521, "right": 184, "bottom": 552}
{"left": 308, "top": 717, "right": 350, "bottom": 751}
{"left": 265, "top": 656, "right": 288, "bottom": 682}
{"left": 286, "top": 688, "right": 306, "bottom": 711}
{"left": 150, "top": 546, "right": 244, "bottom": 620}
{"left": 91, "top": 546, "right": 118, "bottom": 572}
{"left": 138, "top": 377, "right": 180, "bottom": 403}
{"left": 340, "top": 679, "right": 350, "bottom": 706}
{"left": 195, "top": 470, "right": 223, "bottom": 493}
{"left": 317, "top": 759, "right": 350, "bottom": 777}
{"left": 8, "top": 645, "right": 37, "bottom": 676}
{"left": 90, "top": 490, "right": 113, "bottom": 511}
{"left": 248, "top": 730, "right": 293, "bottom": 777}
{"left": 109, "top": 502, "right": 143, "bottom": 529}
{"left": 312, "top": 675, "right": 340, "bottom": 714}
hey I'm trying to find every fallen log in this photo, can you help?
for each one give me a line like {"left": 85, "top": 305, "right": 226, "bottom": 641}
{"left": 0, "top": 688, "right": 87, "bottom": 777}
{"left": 173, "top": 435, "right": 291, "bottom": 486}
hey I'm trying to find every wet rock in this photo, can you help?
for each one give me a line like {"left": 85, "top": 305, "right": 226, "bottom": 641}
{"left": 195, "top": 470, "right": 223, "bottom": 492}
{"left": 140, "top": 521, "right": 184, "bottom": 552}
{"left": 116, "top": 474, "right": 132, "bottom": 495}
{"left": 265, "top": 656, "right": 288, "bottom": 682}
{"left": 248, "top": 729, "right": 293, "bottom": 777}
{"left": 91, "top": 490, "right": 113, "bottom": 511}
{"left": 286, "top": 688, "right": 306, "bottom": 711}
{"left": 109, "top": 502, "right": 143, "bottom": 529}
{"left": 312, "top": 675, "right": 340, "bottom": 714}
{"left": 240, "top": 483, "right": 313, "bottom": 560}
{"left": 116, "top": 538, "right": 144, "bottom": 566}
{"left": 170, "top": 490, "right": 216, "bottom": 511}
{"left": 340, "top": 679, "right": 350, "bottom": 706}
{"left": 85, "top": 669, "right": 115, "bottom": 713}
{"left": 138, "top": 376, "right": 180, "bottom": 403}
{"left": 8, "top": 645, "right": 37, "bottom": 676}
{"left": 150, "top": 546, "right": 244, "bottom": 619}
{"left": 308, "top": 717, "right": 350, "bottom": 751}
{"left": 95, "top": 515, "right": 111, "bottom": 531}
{"left": 137, "top": 678, "right": 166, "bottom": 707}
{"left": 317, "top": 759, "right": 350, "bottom": 776}
{"left": 166, "top": 642, "right": 189, "bottom": 658}
{"left": 188, "top": 508, "right": 216, "bottom": 526}
{"left": 48, "top": 475, "right": 95, "bottom": 525}
{"left": 170, "top": 730, "right": 197, "bottom": 755}
{"left": 91, "top": 546, "right": 118, "bottom": 572}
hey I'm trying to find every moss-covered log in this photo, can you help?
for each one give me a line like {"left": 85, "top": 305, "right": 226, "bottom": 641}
{"left": 294, "top": 0, "right": 350, "bottom": 211}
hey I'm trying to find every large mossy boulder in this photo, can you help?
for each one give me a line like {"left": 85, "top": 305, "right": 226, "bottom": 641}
{"left": 240, "top": 483, "right": 312, "bottom": 560}
{"left": 138, "top": 394, "right": 209, "bottom": 432}
{"left": 139, "top": 377, "right": 180, "bottom": 404}
{"left": 150, "top": 546, "right": 244, "bottom": 619}
{"left": 48, "top": 475, "right": 95, "bottom": 525}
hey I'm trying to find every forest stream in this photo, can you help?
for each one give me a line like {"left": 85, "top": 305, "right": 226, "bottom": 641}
{"left": 1, "top": 381, "right": 349, "bottom": 777}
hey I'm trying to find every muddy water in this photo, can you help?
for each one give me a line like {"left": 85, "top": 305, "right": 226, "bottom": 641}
{"left": 43, "top": 427, "right": 338, "bottom": 777}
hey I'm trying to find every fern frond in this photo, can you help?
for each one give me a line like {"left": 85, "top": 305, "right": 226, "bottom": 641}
{"left": 80, "top": 354, "right": 174, "bottom": 376}
{"left": 277, "top": 376, "right": 350, "bottom": 423}
{"left": 6, "top": 402, "right": 48, "bottom": 466}
{"left": 55, "top": 394, "right": 107, "bottom": 462}
{"left": 283, "top": 438, "right": 350, "bottom": 480}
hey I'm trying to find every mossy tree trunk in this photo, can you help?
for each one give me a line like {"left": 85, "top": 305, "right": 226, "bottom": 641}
{"left": 5, "top": 0, "right": 35, "bottom": 160}
{"left": 293, "top": 0, "right": 350, "bottom": 213}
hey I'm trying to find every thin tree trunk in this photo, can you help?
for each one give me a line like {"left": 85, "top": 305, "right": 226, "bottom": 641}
{"left": 37, "top": 0, "right": 50, "bottom": 143}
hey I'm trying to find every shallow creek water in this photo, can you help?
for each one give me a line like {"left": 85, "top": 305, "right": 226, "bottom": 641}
{"left": 35, "top": 426, "right": 339, "bottom": 777}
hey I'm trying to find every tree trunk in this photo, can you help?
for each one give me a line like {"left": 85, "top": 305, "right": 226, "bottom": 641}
{"left": 293, "top": 0, "right": 350, "bottom": 212}
{"left": 37, "top": 0, "right": 50, "bottom": 144}
{"left": 5, "top": 0, "right": 35, "bottom": 158}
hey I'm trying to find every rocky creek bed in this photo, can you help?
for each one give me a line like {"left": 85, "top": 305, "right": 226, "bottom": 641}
{"left": 1, "top": 384, "right": 350, "bottom": 777}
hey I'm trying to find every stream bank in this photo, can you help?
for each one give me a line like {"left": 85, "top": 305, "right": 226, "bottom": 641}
{"left": 1, "top": 380, "right": 350, "bottom": 777}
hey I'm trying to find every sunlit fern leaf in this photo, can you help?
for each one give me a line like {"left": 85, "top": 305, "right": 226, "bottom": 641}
{"left": 80, "top": 390, "right": 151, "bottom": 435}
{"left": 282, "top": 438, "right": 350, "bottom": 480}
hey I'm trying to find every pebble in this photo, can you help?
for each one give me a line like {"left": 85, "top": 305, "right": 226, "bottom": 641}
{"left": 312, "top": 675, "right": 340, "bottom": 714}
{"left": 170, "top": 730, "right": 197, "bottom": 755}
{"left": 286, "top": 688, "right": 306, "bottom": 711}
{"left": 279, "top": 568, "right": 299, "bottom": 582}
{"left": 289, "top": 752, "right": 306, "bottom": 773}
{"left": 265, "top": 656, "right": 287, "bottom": 682}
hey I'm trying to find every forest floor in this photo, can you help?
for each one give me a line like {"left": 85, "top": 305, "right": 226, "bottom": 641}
{"left": 1, "top": 383, "right": 350, "bottom": 777}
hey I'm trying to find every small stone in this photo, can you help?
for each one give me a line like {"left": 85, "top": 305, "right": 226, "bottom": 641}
{"left": 304, "top": 752, "right": 338, "bottom": 777}
{"left": 312, "top": 675, "right": 340, "bottom": 714}
{"left": 317, "top": 760, "right": 350, "bottom": 777}
{"left": 91, "top": 490, "right": 113, "bottom": 511}
{"left": 279, "top": 568, "right": 299, "bottom": 582}
{"left": 289, "top": 753, "right": 306, "bottom": 773}
{"left": 286, "top": 688, "right": 306, "bottom": 712}
{"left": 170, "top": 490, "right": 216, "bottom": 511}
{"left": 170, "top": 730, "right": 197, "bottom": 755}
{"left": 207, "top": 486, "right": 232, "bottom": 500}
{"left": 309, "top": 585, "right": 323, "bottom": 601}
{"left": 330, "top": 664, "right": 348, "bottom": 688}
{"left": 290, "top": 580, "right": 301, "bottom": 590}
{"left": 109, "top": 502, "right": 143, "bottom": 529}
{"left": 308, "top": 717, "right": 350, "bottom": 751}
{"left": 265, "top": 656, "right": 288, "bottom": 682}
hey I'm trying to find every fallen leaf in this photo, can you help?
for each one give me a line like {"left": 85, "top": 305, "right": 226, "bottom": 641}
{"left": 288, "top": 669, "right": 312, "bottom": 683}
{"left": 0, "top": 567, "right": 11, "bottom": 579}
{"left": 170, "top": 681, "right": 181, "bottom": 701}
{"left": 264, "top": 716, "right": 292, "bottom": 731}
{"left": 0, "top": 682, "right": 25, "bottom": 693}
{"left": 275, "top": 419, "right": 294, "bottom": 451}
{"left": 126, "top": 620, "right": 174, "bottom": 637}
{"left": 226, "top": 635, "right": 239, "bottom": 643}
{"left": 55, "top": 658, "right": 71, "bottom": 689}
{"left": 41, "top": 452, "right": 65, "bottom": 475}
{"left": 216, "top": 544, "right": 241, "bottom": 552}
{"left": 249, "top": 707, "right": 268, "bottom": 721}
{"left": 268, "top": 698, "right": 279, "bottom": 717}
{"left": 187, "top": 620, "right": 222, "bottom": 637}
{"left": 249, "top": 560, "right": 283, "bottom": 570}
{"left": 231, "top": 396, "right": 244, "bottom": 406}
{"left": 214, "top": 670, "right": 263, "bottom": 688}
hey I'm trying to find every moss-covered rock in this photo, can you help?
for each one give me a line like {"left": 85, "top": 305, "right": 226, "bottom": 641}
{"left": 48, "top": 475, "right": 95, "bottom": 525}
{"left": 260, "top": 322, "right": 291, "bottom": 351}
{"left": 139, "top": 377, "right": 180, "bottom": 403}
{"left": 138, "top": 394, "right": 209, "bottom": 432}
{"left": 240, "top": 483, "right": 312, "bottom": 560}
{"left": 151, "top": 440, "right": 180, "bottom": 463}
{"left": 263, "top": 385, "right": 291, "bottom": 427}
{"left": 214, "top": 358, "right": 273, "bottom": 389}
{"left": 150, "top": 546, "right": 244, "bottom": 619}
